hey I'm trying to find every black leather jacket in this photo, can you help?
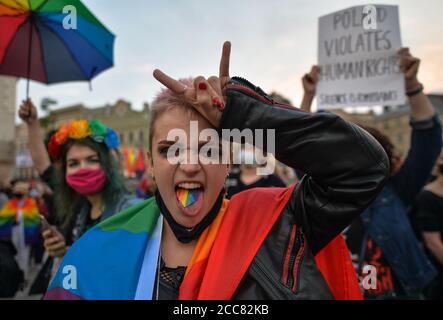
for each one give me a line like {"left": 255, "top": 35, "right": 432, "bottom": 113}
{"left": 220, "top": 77, "right": 390, "bottom": 299}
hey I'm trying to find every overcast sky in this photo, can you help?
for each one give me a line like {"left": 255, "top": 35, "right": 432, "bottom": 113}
{"left": 14, "top": 0, "right": 443, "bottom": 114}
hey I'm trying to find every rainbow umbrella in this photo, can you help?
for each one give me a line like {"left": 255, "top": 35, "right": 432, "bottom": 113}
{"left": 0, "top": 0, "right": 115, "bottom": 97}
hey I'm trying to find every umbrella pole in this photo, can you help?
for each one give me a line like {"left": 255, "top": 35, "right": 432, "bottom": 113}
{"left": 26, "top": 79, "right": 30, "bottom": 100}
{"left": 26, "top": 16, "right": 34, "bottom": 100}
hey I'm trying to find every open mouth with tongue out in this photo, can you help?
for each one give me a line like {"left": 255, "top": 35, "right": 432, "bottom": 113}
{"left": 175, "top": 182, "right": 204, "bottom": 217}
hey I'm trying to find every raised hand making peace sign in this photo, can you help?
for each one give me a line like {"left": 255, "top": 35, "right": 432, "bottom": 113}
{"left": 153, "top": 41, "right": 231, "bottom": 128}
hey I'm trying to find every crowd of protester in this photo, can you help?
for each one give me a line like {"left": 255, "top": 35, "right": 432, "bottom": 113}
{"left": 0, "top": 44, "right": 442, "bottom": 300}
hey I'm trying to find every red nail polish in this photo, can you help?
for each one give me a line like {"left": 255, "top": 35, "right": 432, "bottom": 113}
{"left": 198, "top": 82, "right": 207, "bottom": 90}
{"left": 212, "top": 97, "right": 225, "bottom": 111}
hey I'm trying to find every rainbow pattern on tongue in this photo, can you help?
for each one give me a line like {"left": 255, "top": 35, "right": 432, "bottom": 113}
{"left": 177, "top": 188, "right": 200, "bottom": 208}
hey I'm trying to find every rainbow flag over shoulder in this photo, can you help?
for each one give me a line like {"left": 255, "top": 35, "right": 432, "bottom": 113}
{"left": 45, "top": 186, "right": 362, "bottom": 300}
{"left": 45, "top": 198, "right": 162, "bottom": 300}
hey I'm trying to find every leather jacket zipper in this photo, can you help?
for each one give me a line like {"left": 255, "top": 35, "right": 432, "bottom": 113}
{"left": 291, "top": 230, "right": 306, "bottom": 293}
{"left": 282, "top": 225, "right": 306, "bottom": 294}
{"left": 282, "top": 225, "right": 297, "bottom": 285}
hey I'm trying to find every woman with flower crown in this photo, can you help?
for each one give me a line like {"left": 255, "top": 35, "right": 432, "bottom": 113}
{"left": 18, "top": 101, "right": 140, "bottom": 260}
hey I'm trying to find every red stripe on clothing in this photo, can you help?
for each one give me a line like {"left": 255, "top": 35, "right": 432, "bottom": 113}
{"left": 315, "top": 235, "right": 363, "bottom": 300}
{"left": 282, "top": 224, "right": 297, "bottom": 285}
{"left": 181, "top": 185, "right": 296, "bottom": 300}
{"left": 292, "top": 237, "right": 306, "bottom": 293}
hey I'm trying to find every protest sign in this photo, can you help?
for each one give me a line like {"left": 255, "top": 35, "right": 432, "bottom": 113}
{"left": 317, "top": 5, "right": 405, "bottom": 109}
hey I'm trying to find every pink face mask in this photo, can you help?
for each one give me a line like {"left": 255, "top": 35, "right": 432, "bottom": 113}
{"left": 66, "top": 168, "right": 107, "bottom": 196}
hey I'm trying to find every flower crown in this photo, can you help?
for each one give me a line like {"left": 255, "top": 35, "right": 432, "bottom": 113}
{"left": 47, "top": 119, "right": 120, "bottom": 160}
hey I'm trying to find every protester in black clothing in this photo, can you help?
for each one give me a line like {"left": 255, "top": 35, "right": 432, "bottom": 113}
{"left": 412, "top": 151, "right": 443, "bottom": 299}
{"left": 0, "top": 240, "right": 24, "bottom": 298}
{"left": 300, "top": 48, "right": 442, "bottom": 298}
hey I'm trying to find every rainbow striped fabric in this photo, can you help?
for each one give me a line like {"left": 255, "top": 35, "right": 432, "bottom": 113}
{"left": 45, "top": 198, "right": 162, "bottom": 300}
{"left": 44, "top": 195, "right": 229, "bottom": 300}
{"left": 176, "top": 188, "right": 199, "bottom": 208}
{"left": 0, "top": 197, "right": 40, "bottom": 245}
{"left": 45, "top": 186, "right": 362, "bottom": 300}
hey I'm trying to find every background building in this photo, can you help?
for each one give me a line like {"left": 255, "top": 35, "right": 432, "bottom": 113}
{"left": 333, "top": 94, "right": 443, "bottom": 157}
{"left": 14, "top": 99, "right": 151, "bottom": 180}
{"left": 45, "top": 99, "right": 150, "bottom": 150}
{"left": 11, "top": 93, "right": 443, "bottom": 180}
{"left": 0, "top": 76, "right": 17, "bottom": 185}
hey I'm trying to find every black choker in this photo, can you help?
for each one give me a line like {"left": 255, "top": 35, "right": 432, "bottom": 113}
{"left": 155, "top": 188, "right": 225, "bottom": 243}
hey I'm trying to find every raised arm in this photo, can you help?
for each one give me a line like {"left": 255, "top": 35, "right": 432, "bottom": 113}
{"left": 391, "top": 49, "right": 442, "bottom": 205}
{"left": 299, "top": 65, "right": 320, "bottom": 112}
{"left": 399, "top": 48, "right": 435, "bottom": 120}
{"left": 222, "top": 78, "right": 389, "bottom": 253}
{"left": 18, "top": 99, "right": 51, "bottom": 174}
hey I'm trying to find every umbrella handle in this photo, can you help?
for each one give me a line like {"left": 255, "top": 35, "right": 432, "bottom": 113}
{"left": 26, "top": 78, "right": 30, "bottom": 100}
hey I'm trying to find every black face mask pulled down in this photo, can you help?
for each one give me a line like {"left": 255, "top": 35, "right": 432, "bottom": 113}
{"left": 155, "top": 188, "right": 225, "bottom": 244}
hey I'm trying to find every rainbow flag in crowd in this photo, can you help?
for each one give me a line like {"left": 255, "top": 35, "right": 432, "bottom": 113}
{"left": 45, "top": 186, "right": 362, "bottom": 300}
{"left": 45, "top": 199, "right": 162, "bottom": 299}
{"left": 121, "top": 146, "right": 136, "bottom": 177}
{"left": 0, "top": 197, "right": 40, "bottom": 245}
